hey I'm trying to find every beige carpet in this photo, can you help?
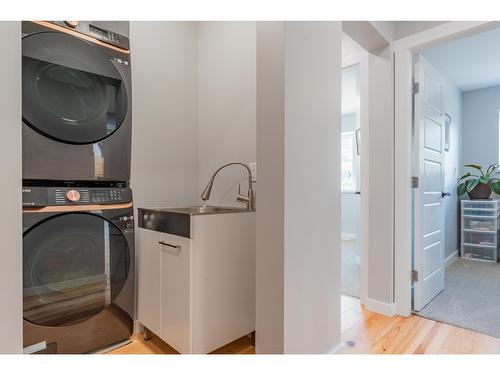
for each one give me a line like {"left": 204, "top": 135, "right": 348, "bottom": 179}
{"left": 416, "top": 258, "right": 500, "bottom": 339}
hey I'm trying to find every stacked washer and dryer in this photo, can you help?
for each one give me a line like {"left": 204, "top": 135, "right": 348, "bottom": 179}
{"left": 21, "top": 21, "right": 135, "bottom": 354}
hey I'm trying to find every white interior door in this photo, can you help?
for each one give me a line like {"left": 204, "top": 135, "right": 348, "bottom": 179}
{"left": 413, "top": 55, "right": 446, "bottom": 311}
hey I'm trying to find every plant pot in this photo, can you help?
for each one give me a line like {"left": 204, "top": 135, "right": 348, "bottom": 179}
{"left": 468, "top": 183, "right": 492, "bottom": 200}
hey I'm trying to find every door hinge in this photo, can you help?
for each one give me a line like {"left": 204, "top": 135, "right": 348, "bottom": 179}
{"left": 411, "top": 270, "right": 419, "bottom": 282}
{"left": 411, "top": 176, "right": 419, "bottom": 188}
{"left": 412, "top": 81, "right": 420, "bottom": 95}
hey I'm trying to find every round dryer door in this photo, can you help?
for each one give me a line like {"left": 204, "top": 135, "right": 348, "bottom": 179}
{"left": 22, "top": 32, "right": 128, "bottom": 144}
{"left": 23, "top": 212, "right": 130, "bottom": 327}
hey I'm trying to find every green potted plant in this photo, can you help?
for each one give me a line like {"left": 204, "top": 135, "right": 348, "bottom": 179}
{"left": 457, "top": 163, "right": 500, "bottom": 199}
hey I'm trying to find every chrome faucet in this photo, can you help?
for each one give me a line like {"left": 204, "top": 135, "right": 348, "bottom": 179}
{"left": 201, "top": 162, "right": 255, "bottom": 211}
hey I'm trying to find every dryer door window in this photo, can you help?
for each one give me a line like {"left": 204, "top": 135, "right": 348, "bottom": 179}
{"left": 22, "top": 32, "right": 128, "bottom": 144}
{"left": 23, "top": 212, "right": 130, "bottom": 327}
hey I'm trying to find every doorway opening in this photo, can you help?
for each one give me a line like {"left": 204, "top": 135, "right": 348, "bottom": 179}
{"left": 341, "top": 63, "right": 361, "bottom": 299}
{"left": 411, "top": 26, "right": 500, "bottom": 339}
{"left": 340, "top": 32, "right": 368, "bottom": 331}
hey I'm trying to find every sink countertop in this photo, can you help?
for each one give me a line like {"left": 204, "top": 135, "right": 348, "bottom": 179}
{"left": 140, "top": 205, "right": 253, "bottom": 216}
{"left": 137, "top": 206, "right": 254, "bottom": 238}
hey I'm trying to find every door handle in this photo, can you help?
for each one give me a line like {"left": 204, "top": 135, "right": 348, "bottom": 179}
{"left": 158, "top": 241, "right": 181, "bottom": 249}
{"left": 441, "top": 191, "right": 451, "bottom": 198}
{"left": 355, "top": 191, "right": 361, "bottom": 195}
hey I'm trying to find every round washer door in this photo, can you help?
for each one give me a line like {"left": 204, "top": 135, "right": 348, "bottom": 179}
{"left": 22, "top": 31, "right": 128, "bottom": 145}
{"left": 23, "top": 212, "right": 130, "bottom": 327}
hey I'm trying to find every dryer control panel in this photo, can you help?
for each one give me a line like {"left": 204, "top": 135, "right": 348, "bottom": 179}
{"left": 22, "top": 186, "right": 133, "bottom": 207}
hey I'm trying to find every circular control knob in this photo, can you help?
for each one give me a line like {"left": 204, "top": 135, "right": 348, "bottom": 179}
{"left": 66, "top": 190, "right": 81, "bottom": 203}
{"left": 64, "top": 21, "right": 79, "bottom": 28}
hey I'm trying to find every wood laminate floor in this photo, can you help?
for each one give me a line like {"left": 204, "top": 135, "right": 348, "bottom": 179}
{"left": 108, "top": 332, "right": 255, "bottom": 354}
{"left": 109, "top": 295, "right": 500, "bottom": 355}
{"left": 339, "top": 295, "right": 500, "bottom": 354}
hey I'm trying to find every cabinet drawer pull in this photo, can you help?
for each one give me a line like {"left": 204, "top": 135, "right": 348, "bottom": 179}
{"left": 159, "top": 241, "right": 181, "bottom": 249}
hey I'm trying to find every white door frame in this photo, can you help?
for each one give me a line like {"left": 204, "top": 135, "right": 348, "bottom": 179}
{"left": 342, "top": 51, "right": 369, "bottom": 305}
{"left": 393, "top": 21, "right": 500, "bottom": 316}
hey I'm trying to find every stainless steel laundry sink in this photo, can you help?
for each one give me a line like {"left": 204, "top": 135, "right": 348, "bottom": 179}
{"left": 137, "top": 206, "right": 253, "bottom": 238}
{"left": 153, "top": 205, "right": 249, "bottom": 215}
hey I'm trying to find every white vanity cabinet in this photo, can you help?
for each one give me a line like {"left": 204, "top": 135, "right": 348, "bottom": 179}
{"left": 137, "top": 228, "right": 162, "bottom": 336}
{"left": 137, "top": 210, "right": 255, "bottom": 354}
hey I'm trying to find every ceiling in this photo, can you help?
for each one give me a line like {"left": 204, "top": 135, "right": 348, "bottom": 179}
{"left": 342, "top": 32, "right": 363, "bottom": 59}
{"left": 424, "top": 27, "right": 500, "bottom": 92}
{"left": 341, "top": 33, "right": 361, "bottom": 115}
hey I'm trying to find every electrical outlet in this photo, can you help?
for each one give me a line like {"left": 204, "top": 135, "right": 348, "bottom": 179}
{"left": 249, "top": 162, "right": 257, "bottom": 182}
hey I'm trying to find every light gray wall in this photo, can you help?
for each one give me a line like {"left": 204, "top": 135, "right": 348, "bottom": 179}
{"left": 0, "top": 21, "right": 22, "bottom": 354}
{"left": 256, "top": 21, "right": 342, "bottom": 354}
{"left": 197, "top": 22, "right": 256, "bottom": 206}
{"left": 462, "top": 85, "right": 500, "bottom": 171}
{"left": 130, "top": 22, "right": 199, "bottom": 209}
{"left": 283, "top": 22, "right": 341, "bottom": 353}
{"left": 255, "top": 22, "right": 285, "bottom": 353}
{"left": 367, "top": 45, "right": 395, "bottom": 304}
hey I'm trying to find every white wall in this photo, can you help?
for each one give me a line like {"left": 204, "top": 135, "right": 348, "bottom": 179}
{"left": 0, "top": 21, "right": 22, "bottom": 354}
{"left": 283, "top": 21, "right": 341, "bottom": 354}
{"left": 462, "top": 85, "right": 500, "bottom": 171}
{"left": 256, "top": 21, "right": 342, "bottom": 354}
{"left": 197, "top": 22, "right": 256, "bottom": 206}
{"left": 255, "top": 22, "right": 285, "bottom": 353}
{"left": 341, "top": 22, "right": 398, "bottom": 311}
{"left": 130, "top": 22, "right": 199, "bottom": 208}
{"left": 130, "top": 23, "right": 199, "bottom": 319}
{"left": 132, "top": 21, "right": 257, "bottom": 211}
{"left": 366, "top": 46, "right": 395, "bottom": 305}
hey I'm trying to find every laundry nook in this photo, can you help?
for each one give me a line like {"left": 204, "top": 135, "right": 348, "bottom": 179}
{"left": 2, "top": 12, "right": 500, "bottom": 373}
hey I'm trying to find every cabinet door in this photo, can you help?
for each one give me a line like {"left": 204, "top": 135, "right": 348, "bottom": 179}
{"left": 137, "top": 228, "right": 161, "bottom": 336}
{"left": 159, "top": 233, "right": 192, "bottom": 354}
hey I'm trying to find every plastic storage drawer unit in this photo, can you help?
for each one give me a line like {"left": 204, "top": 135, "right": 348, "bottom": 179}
{"left": 462, "top": 216, "right": 498, "bottom": 232}
{"left": 460, "top": 199, "right": 500, "bottom": 263}
{"left": 462, "top": 244, "right": 497, "bottom": 262}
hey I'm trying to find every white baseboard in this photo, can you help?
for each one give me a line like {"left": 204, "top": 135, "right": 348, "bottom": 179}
{"left": 341, "top": 232, "right": 357, "bottom": 241}
{"left": 445, "top": 250, "right": 459, "bottom": 268}
{"left": 365, "top": 297, "right": 397, "bottom": 317}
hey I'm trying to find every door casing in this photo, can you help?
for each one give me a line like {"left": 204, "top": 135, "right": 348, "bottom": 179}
{"left": 393, "top": 21, "right": 500, "bottom": 316}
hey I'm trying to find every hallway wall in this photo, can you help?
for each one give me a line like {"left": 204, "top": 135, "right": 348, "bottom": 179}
{"left": 462, "top": 85, "right": 500, "bottom": 172}
{"left": 256, "top": 21, "right": 342, "bottom": 354}
{"left": 0, "top": 21, "right": 22, "bottom": 354}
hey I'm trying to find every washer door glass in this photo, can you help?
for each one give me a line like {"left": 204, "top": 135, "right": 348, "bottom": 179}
{"left": 22, "top": 32, "right": 128, "bottom": 144}
{"left": 23, "top": 213, "right": 130, "bottom": 327}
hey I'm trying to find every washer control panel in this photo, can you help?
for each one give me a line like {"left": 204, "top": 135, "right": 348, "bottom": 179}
{"left": 46, "top": 21, "right": 131, "bottom": 50}
{"left": 23, "top": 186, "right": 132, "bottom": 206}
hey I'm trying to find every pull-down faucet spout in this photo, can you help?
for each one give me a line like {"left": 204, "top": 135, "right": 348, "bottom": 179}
{"left": 201, "top": 162, "right": 255, "bottom": 211}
